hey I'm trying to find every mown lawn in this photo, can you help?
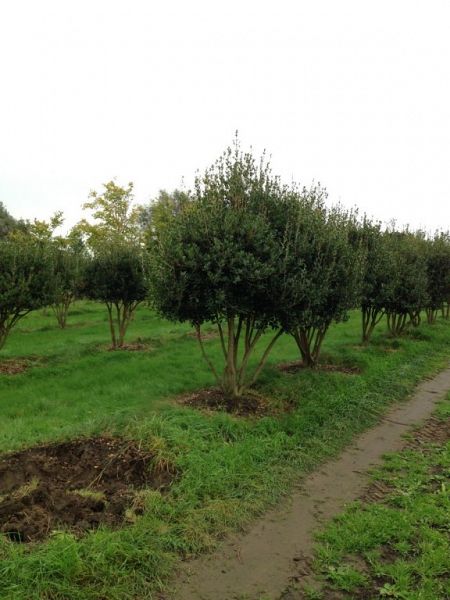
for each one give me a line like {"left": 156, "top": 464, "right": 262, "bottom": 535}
{"left": 0, "top": 302, "right": 449, "bottom": 599}
{"left": 299, "top": 393, "right": 450, "bottom": 600}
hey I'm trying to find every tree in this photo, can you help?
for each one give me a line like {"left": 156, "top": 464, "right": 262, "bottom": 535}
{"left": 0, "top": 202, "right": 19, "bottom": 238}
{"left": 74, "top": 181, "right": 142, "bottom": 251}
{"left": 12, "top": 211, "right": 85, "bottom": 328}
{"left": 0, "top": 240, "right": 54, "bottom": 350}
{"left": 82, "top": 246, "right": 148, "bottom": 349}
{"left": 384, "top": 231, "right": 428, "bottom": 336}
{"left": 0, "top": 202, "right": 28, "bottom": 238}
{"left": 359, "top": 221, "right": 392, "bottom": 343}
{"left": 50, "top": 246, "right": 85, "bottom": 328}
{"left": 149, "top": 139, "right": 291, "bottom": 400}
{"left": 139, "top": 189, "right": 191, "bottom": 246}
{"left": 278, "top": 203, "right": 365, "bottom": 366}
{"left": 424, "top": 232, "right": 450, "bottom": 324}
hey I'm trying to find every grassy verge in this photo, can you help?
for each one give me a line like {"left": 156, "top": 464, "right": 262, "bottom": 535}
{"left": 293, "top": 393, "right": 450, "bottom": 600}
{"left": 0, "top": 303, "right": 449, "bottom": 599}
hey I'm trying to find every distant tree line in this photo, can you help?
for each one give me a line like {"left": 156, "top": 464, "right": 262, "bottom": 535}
{"left": 0, "top": 139, "right": 449, "bottom": 402}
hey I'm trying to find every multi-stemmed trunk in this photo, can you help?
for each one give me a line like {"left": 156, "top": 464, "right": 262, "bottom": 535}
{"left": 105, "top": 300, "right": 141, "bottom": 349}
{"left": 408, "top": 309, "right": 421, "bottom": 327}
{"left": 361, "top": 306, "right": 385, "bottom": 343}
{"left": 0, "top": 310, "right": 31, "bottom": 351}
{"left": 441, "top": 303, "right": 449, "bottom": 319}
{"left": 195, "top": 315, "right": 283, "bottom": 399}
{"left": 425, "top": 307, "right": 438, "bottom": 325}
{"left": 291, "top": 325, "right": 329, "bottom": 367}
{"left": 386, "top": 311, "right": 408, "bottom": 337}
{"left": 52, "top": 293, "right": 74, "bottom": 329}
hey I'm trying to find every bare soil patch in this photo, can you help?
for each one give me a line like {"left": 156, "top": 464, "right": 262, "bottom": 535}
{"left": 107, "top": 341, "right": 153, "bottom": 352}
{"left": 179, "top": 387, "right": 281, "bottom": 417}
{"left": 278, "top": 359, "right": 361, "bottom": 375}
{"left": 0, "top": 359, "right": 30, "bottom": 375}
{"left": 0, "top": 436, "right": 174, "bottom": 543}
{"left": 95, "top": 339, "right": 153, "bottom": 352}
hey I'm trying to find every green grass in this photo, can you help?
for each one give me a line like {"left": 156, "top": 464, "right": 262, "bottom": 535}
{"left": 0, "top": 302, "right": 449, "bottom": 599}
{"left": 300, "top": 393, "right": 450, "bottom": 600}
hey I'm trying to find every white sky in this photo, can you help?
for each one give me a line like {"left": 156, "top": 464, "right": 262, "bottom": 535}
{"left": 1, "top": 0, "right": 449, "bottom": 234}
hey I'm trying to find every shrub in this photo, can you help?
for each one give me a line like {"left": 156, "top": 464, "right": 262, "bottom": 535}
{"left": 50, "top": 246, "right": 85, "bottom": 328}
{"left": 279, "top": 202, "right": 365, "bottom": 366}
{"left": 384, "top": 231, "right": 428, "bottom": 336}
{"left": 424, "top": 232, "right": 450, "bottom": 324}
{"left": 149, "top": 140, "right": 291, "bottom": 399}
{"left": 359, "top": 221, "right": 392, "bottom": 343}
{"left": 83, "top": 246, "right": 148, "bottom": 348}
{"left": 0, "top": 240, "right": 54, "bottom": 350}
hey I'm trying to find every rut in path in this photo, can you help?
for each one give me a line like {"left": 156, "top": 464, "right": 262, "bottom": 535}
{"left": 168, "top": 365, "right": 450, "bottom": 600}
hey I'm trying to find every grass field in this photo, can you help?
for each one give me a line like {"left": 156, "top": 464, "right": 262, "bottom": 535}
{"left": 299, "top": 393, "right": 450, "bottom": 600}
{"left": 0, "top": 302, "right": 449, "bottom": 599}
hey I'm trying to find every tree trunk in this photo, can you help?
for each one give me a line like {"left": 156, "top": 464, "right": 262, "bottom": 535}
{"left": 387, "top": 312, "right": 408, "bottom": 336}
{"left": 408, "top": 310, "right": 421, "bottom": 327}
{"left": 196, "top": 316, "right": 283, "bottom": 400}
{"left": 53, "top": 295, "right": 73, "bottom": 329}
{"left": 361, "top": 306, "right": 384, "bottom": 343}
{"left": 106, "top": 303, "right": 117, "bottom": 349}
{"left": 426, "top": 308, "right": 438, "bottom": 325}
{"left": 0, "top": 328, "right": 9, "bottom": 351}
{"left": 293, "top": 325, "right": 328, "bottom": 367}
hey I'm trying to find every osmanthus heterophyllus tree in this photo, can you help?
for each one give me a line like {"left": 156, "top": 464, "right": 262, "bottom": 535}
{"left": 279, "top": 201, "right": 365, "bottom": 366}
{"left": 149, "top": 138, "right": 309, "bottom": 400}
{"left": 0, "top": 239, "right": 54, "bottom": 350}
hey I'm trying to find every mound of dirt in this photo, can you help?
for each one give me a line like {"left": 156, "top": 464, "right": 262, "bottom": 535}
{"left": 107, "top": 341, "right": 153, "bottom": 351}
{"left": 0, "top": 359, "right": 31, "bottom": 375}
{"left": 179, "top": 388, "right": 278, "bottom": 416}
{"left": 278, "top": 360, "right": 361, "bottom": 375}
{"left": 0, "top": 437, "right": 174, "bottom": 543}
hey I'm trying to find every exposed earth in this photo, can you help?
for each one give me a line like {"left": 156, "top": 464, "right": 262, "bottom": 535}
{"left": 0, "top": 436, "right": 173, "bottom": 543}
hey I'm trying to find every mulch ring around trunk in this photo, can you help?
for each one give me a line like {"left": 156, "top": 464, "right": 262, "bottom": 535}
{"left": 0, "top": 436, "right": 175, "bottom": 543}
{"left": 278, "top": 359, "right": 361, "bottom": 375}
{"left": 178, "top": 387, "right": 285, "bottom": 417}
{"left": 107, "top": 341, "right": 153, "bottom": 352}
{"left": 0, "top": 357, "right": 43, "bottom": 376}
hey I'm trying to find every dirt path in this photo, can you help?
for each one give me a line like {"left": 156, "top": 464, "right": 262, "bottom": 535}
{"left": 169, "top": 365, "right": 450, "bottom": 600}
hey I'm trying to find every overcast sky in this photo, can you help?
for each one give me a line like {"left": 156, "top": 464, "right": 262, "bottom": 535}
{"left": 1, "top": 0, "right": 449, "bottom": 234}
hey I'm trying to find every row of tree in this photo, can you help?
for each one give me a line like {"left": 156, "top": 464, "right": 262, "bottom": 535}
{"left": 1, "top": 140, "right": 449, "bottom": 401}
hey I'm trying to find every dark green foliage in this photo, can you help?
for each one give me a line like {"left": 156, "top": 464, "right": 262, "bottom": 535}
{"left": 424, "top": 232, "right": 450, "bottom": 324}
{"left": 83, "top": 246, "right": 148, "bottom": 348}
{"left": 384, "top": 231, "right": 429, "bottom": 336}
{"left": 149, "top": 139, "right": 291, "bottom": 398}
{"left": 0, "top": 202, "right": 27, "bottom": 238}
{"left": 359, "top": 220, "right": 392, "bottom": 342}
{"left": 279, "top": 202, "right": 365, "bottom": 366}
{"left": 0, "top": 240, "right": 54, "bottom": 350}
{"left": 50, "top": 247, "right": 86, "bottom": 328}
{"left": 0, "top": 202, "right": 17, "bottom": 238}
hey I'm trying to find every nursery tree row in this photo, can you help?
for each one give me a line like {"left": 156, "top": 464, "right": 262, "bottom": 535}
{"left": 0, "top": 139, "right": 449, "bottom": 401}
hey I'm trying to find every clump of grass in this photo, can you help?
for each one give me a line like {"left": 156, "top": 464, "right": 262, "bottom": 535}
{"left": 0, "top": 477, "right": 40, "bottom": 504}
{"left": 71, "top": 489, "right": 107, "bottom": 503}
